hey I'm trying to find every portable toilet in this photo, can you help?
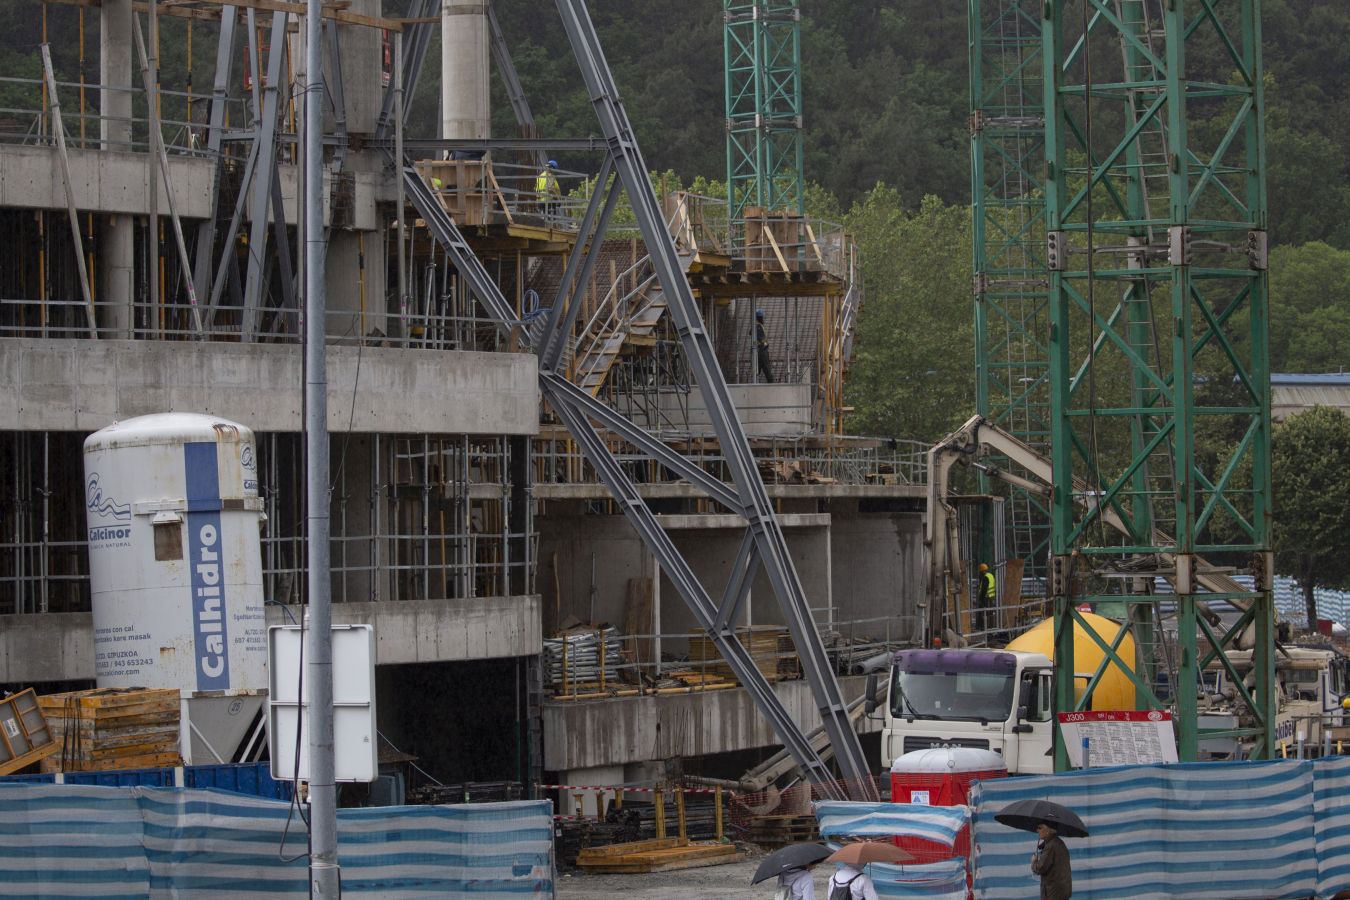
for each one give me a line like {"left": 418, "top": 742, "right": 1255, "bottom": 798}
{"left": 889, "top": 747, "right": 1006, "bottom": 864}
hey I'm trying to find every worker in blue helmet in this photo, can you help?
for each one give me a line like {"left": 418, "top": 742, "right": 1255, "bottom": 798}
{"left": 536, "top": 159, "right": 561, "bottom": 219}
{"left": 755, "top": 309, "right": 773, "bottom": 383}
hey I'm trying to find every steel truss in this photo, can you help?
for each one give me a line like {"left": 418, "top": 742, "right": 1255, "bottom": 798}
{"left": 969, "top": 0, "right": 1052, "bottom": 586}
{"left": 724, "top": 0, "right": 805, "bottom": 228}
{"left": 393, "top": 0, "right": 873, "bottom": 800}
{"left": 1042, "top": 0, "right": 1274, "bottom": 765}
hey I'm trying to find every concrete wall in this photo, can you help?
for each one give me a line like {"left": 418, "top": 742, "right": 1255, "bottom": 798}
{"left": 0, "top": 613, "right": 95, "bottom": 684}
{"left": 0, "top": 339, "right": 539, "bottom": 435}
{"left": 829, "top": 511, "right": 926, "bottom": 644}
{"left": 0, "top": 596, "right": 541, "bottom": 683}
{"left": 538, "top": 512, "right": 831, "bottom": 653}
{"left": 542, "top": 675, "right": 877, "bottom": 771}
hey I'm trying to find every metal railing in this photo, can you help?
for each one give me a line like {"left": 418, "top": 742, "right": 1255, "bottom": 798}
{"left": 544, "top": 614, "right": 922, "bottom": 701}
{"left": 532, "top": 433, "right": 929, "bottom": 489}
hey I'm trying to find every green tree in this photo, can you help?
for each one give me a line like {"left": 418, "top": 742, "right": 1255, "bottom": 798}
{"left": 844, "top": 189, "right": 975, "bottom": 441}
{"left": 1268, "top": 242, "right": 1350, "bottom": 373}
{"left": 1271, "top": 406, "right": 1350, "bottom": 628}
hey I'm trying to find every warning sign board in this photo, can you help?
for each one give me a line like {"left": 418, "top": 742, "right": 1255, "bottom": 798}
{"left": 1056, "top": 710, "right": 1179, "bottom": 767}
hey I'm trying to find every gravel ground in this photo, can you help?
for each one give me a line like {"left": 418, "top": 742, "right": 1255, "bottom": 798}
{"left": 555, "top": 851, "right": 833, "bottom": 899}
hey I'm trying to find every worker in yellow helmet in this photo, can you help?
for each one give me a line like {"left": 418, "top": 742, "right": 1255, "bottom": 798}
{"left": 535, "top": 159, "right": 560, "bottom": 219}
{"left": 978, "top": 563, "right": 997, "bottom": 634}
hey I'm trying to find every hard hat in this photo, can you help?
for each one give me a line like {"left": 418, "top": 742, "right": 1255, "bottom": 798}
{"left": 978, "top": 563, "right": 989, "bottom": 572}
{"left": 1342, "top": 697, "right": 1350, "bottom": 710}
{"left": 755, "top": 309, "right": 765, "bottom": 319}
{"left": 547, "top": 159, "right": 558, "bottom": 168}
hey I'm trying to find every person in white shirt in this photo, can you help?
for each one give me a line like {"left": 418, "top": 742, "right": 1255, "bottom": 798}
{"left": 775, "top": 865, "right": 817, "bottom": 900}
{"left": 826, "top": 863, "right": 880, "bottom": 900}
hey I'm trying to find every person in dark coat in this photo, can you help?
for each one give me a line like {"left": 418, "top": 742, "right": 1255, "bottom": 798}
{"left": 1030, "top": 821, "right": 1072, "bottom": 899}
{"left": 755, "top": 309, "right": 774, "bottom": 383}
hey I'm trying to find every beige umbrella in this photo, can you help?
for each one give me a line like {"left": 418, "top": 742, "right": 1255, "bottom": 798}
{"left": 825, "top": 842, "right": 915, "bottom": 867}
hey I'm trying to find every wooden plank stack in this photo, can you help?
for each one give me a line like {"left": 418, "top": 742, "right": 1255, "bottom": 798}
{"left": 741, "top": 813, "right": 820, "bottom": 848}
{"left": 37, "top": 688, "right": 182, "bottom": 773}
{"left": 688, "top": 626, "right": 797, "bottom": 683}
{"left": 576, "top": 838, "right": 743, "bottom": 873}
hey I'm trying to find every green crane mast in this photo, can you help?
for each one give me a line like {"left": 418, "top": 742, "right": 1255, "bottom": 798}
{"left": 1041, "top": 0, "right": 1275, "bottom": 766}
{"left": 724, "top": 0, "right": 805, "bottom": 235}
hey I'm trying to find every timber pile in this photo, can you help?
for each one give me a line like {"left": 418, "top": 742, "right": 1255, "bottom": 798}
{"left": 37, "top": 688, "right": 182, "bottom": 772}
{"left": 576, "top": 837, "right": 743, "bottom": 874}
{"left": 688, "top": 626, "right": 797, "bottom": 683}
{"left": 545, "top": 626, "right": 623, "bottom": 695}
{"left": 741, "top": 813, "right": 819, "bottom": 847}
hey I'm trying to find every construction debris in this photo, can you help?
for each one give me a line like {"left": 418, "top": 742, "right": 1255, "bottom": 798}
{"left": 38, "top": 688, "right": 182, "bottom": 773}
{"left": 0, "top": 689, "right": 58, "bottom": 776}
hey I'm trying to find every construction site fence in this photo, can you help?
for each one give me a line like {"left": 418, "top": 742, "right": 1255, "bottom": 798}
{"left": 544, "top": 614, "right": 921, "bottom": 700}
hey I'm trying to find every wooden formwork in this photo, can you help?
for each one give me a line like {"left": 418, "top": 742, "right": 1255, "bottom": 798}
{"left": 0, "top": 689, "right": 59, "bottom": 776}
{"left": 37, "top": 688, "right": 182, "bottom": 773}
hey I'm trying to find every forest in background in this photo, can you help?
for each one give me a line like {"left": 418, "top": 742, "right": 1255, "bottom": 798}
{"left": 0, "top": 0, "right": 1347, "bottom": 442}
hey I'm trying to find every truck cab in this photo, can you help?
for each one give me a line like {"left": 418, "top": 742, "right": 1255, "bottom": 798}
{"left": 880, "top": 648, "right": 1055, "bottom": 775}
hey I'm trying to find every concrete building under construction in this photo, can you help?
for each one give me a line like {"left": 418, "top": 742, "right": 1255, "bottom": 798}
{"left": 0, "top": 0, "right": 945, "bottom": 799}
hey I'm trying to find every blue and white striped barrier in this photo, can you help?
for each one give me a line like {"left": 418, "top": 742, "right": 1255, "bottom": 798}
{"left": 0, "top": 784, "right": 554, "bottom": 897}
{"left": 867, "top": 858, "right": 968, "bottom": 899}
{"left": 971, "top": 761, "right": 1318, "bottom": 899}
{"left": 815, "top": 801, "right": 970, "bottom": 847}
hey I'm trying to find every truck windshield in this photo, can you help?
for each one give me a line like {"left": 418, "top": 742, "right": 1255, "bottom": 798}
{"left": 891, "top": 669, "right": 1015, "bottom": 723}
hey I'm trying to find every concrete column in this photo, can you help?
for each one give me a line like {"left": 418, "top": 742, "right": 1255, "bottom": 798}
{"left": 441, "top": 0, "right": 490, "bottom": 140}
{"left": 329, "top": 0, "right": 382, "bottom": 135}
{"left": 101, "top": 0, "right": 135, "bottom": 337}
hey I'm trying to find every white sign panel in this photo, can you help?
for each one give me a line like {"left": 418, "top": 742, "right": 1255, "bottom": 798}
{"left": 1057, "top": 710, "right": 1179, "bottom": 768}
{"left": 268, "top": 624, "right": 377, "bottom": 783}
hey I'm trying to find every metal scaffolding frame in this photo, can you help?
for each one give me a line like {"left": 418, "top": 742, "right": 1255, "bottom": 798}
{"left": 969, "top": 0, "right": 1052, "bottom": 586}
{"left": 724, "top": 0, "right": 805, "bottom": 229}
{"left": 394, "top": 0, "right": 872, "bottom": 799}
{"left": 1042, "top": 0, "right": 1275, "bottom": 766}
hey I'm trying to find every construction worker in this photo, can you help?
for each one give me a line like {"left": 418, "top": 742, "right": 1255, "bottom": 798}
{"left": 978, "top": 563, "right": 997, "bottom": 633}
{"left": 536, "top": 159, "right": 560, "bottom": 219}
{"left": 755, "top": 309, "right": 774, "bottom": 383}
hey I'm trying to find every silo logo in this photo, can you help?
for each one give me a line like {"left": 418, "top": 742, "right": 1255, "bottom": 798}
{"left": 86, "top": 474, "right": 132, "bottom": 546}
{"left": 240, "top": 446, "right": 255, "bottom": 471}
{"left": 189, "top": 520, "right": 230, "bottom": 690}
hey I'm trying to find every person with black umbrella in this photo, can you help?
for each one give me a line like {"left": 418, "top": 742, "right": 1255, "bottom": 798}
{"left": 994, "top": 798, "right": 1086, "bottom": 900}
{"left": 1030, "top": 820, "right": 1072, "bottom": 900}
{"left": 750, "top": 843, "right": 831, "bottom": 899}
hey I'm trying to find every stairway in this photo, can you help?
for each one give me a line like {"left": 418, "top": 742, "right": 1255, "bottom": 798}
{"left": 571, "top": 251, "right": 694, "bottom": 396}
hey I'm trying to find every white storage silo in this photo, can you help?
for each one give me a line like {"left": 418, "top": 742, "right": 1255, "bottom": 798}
{"left": 83, "top": 413, "right": 267, "bottom": 764}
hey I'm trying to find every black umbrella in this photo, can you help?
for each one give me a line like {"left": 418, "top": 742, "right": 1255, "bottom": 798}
{"left": 994, "top": 798, "right": 1090, "bottom": 838}
{"left": 750, "top": 842, "right": 832, "bottom": 884}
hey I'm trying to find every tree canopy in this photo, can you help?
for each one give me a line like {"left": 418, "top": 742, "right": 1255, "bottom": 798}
{"left": 1269, "top": 407, "right": 1350, "bottom": 627}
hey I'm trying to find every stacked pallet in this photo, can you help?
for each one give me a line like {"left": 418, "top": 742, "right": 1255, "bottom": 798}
{"left": 576, "top": 837, "right": 743, "bottom": 873}
{"left": 688, "top": 626, "right": 797, "bottom": 683}
{"left": 544, "top": 627, "right": 624, "bottom": 694}
{"left": 741, "top": 813, "right": 819, "bottom": 847}
{"left": 37, "top": 688, "right": 182, "bottom": 773}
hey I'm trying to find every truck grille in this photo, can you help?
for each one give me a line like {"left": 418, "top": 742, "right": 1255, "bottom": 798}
{"left": 903, "top": 736, "right": 991, "bottom": 754}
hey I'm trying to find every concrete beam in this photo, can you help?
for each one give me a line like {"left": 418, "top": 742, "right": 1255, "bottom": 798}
{"left": 266, "top": 596, "right": 541, "bottom": 663}
{"left": 0, "top": 595, "right": 540, "bottom": 683}
{"left": 541, "top": 675, "right": 879, "bottom": 771}
{"left": 0, "top": 146, "right": 215, "bottom": 219}
{"left": 0, "top": 339, "right": 539, "bottom": 435}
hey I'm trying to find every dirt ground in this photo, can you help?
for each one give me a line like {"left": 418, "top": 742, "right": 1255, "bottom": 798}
{"left": 555, "top": 851, "right": 832, "bottom": 899}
